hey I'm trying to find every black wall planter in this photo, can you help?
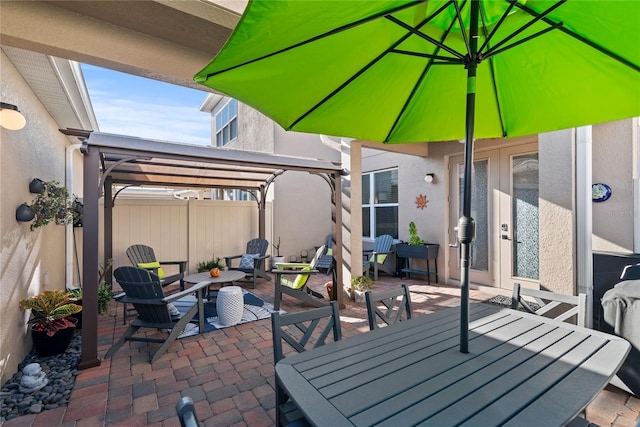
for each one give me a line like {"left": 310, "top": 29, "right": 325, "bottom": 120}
{"left": 16, "top": 203, "right": 35, "bottom": 222}
{"left": 29, "top": 178, "right": 45, "bottom": 194}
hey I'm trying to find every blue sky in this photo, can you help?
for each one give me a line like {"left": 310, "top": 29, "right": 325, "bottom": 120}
{"left": 81, "top": 64, "right": 212, "bottom": 146}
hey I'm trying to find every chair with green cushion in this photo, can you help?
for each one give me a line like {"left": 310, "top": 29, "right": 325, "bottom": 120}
{"left": 273, "top": 245, "right": 327, "bottom": 310}
{"left": 363, "top": 234, "right": 394, "bottom": 280}
{"left": 124, "top": 244, "right": 188, "bottom": 324}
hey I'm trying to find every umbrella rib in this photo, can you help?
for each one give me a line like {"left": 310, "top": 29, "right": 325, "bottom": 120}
{"left": 483, "top": 24, "right": 562, "bottom": 61}
{"left": 386, "top": 15, "right": 465, "bottom": 60}
{"left": 482, "top": 0, "right": 566, "bottom": 58}
{"left": 199, "top": 0, "right": 428, "bottom": 79}
{"left": 479, "top": 7, "right": 507, "bottom": 138}
{"left": 384, "top": 15, "right": 460, "bottom": 142}
{"left": 477, "top": 1, "right": 517, "bottom": 54}
{"left": 512, "top": 1, "right": 640, "bottom": 72}
{"left": 390, "top": 49, "right": 462, "bottom": 64}
{"left": 289, "top": 5, "right": 454, "bottom": 131}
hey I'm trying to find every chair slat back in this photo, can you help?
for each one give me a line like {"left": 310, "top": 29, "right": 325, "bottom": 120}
{"left": 365, "top": 284, "right": 413, "bottom": 330}
{"left": 114, "top": 266, "right": 171, "bottom": 323}
{"left": 247, "top": 238, "right": 269, "bottom": 256}
{"left": 373, "top": 234, "right": 393, "bottom": 252}
{"left": 308, "top": 245, "right": 326, "bottom": 270}
{"left": 271, "top": 301, "right": 341, "bottom": 365}
{"left": 126, "top": 244, "right": 157, "bottom": 265}
{"left": 511, "top": 282, "right": 587, "bottom": 327}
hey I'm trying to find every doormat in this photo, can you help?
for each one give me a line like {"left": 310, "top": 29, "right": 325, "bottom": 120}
{"left": 172, "top": 290, "right": 281, "bottom": 338}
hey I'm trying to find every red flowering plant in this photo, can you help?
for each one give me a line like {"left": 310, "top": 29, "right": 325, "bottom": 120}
{"left": 19, "top": 290, "right": 82, "bottom": 336}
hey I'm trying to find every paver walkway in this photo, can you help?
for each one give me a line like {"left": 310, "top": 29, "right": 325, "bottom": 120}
{"left": 4, "top": 273, "right": 638, "bottom": 426}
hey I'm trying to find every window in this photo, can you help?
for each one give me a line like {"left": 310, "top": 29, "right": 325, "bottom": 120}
{"left": 362, "top": 168, "right": 398, "bottom": 239}
{"left": 215, "top": 99, "right": 238, "bottom": 147}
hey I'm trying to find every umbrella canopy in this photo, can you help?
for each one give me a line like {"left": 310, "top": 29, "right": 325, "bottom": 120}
{"left": 195, "top": 0, "right": 640, "bottom": 351}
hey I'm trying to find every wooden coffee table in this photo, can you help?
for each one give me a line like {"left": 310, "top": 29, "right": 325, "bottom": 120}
{"left": 183, "top": 270, "right": 247, "bottom": 299}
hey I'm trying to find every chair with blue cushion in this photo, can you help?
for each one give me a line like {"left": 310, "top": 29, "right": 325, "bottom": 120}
{"left": 224, "top": 238, "right": 271, "bottom": 288}
{"left": 273, "top": 245, "right": 327, "bottom": 310}
{"left": 363, "top": 234, "right": 394, "bottom": 280}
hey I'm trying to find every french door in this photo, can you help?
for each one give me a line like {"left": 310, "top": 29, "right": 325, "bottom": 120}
{"left": 448, "top": 142, "right": 539, "bottom": 289}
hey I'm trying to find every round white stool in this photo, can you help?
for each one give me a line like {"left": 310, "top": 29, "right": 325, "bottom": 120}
{"left": 216, "top": 286, "right": 244, "bottom": 326}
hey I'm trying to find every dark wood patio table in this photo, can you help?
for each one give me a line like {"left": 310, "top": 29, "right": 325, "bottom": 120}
{"left": 275, "top": 303, "right": 630, "bottom": 426}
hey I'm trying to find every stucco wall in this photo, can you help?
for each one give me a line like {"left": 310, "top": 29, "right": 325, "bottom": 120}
{"left": 232, "top": 103, "right": 275, "bottom": 153}
{"left": 1, "top": 51, "right": 70, "bottom": 385}
{"left": 273, "top": 128, "right": 340, "bottom": 261}
{"left": 538, "top": 129, "right": 575, "bottom": 295}
{"left": 592, "top": 119, "right": 636, "bottom": 252}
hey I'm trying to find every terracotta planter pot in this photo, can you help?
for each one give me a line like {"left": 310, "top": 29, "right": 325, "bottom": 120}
{"left": 31, "top": 318, "right": 77, "bottom": 357}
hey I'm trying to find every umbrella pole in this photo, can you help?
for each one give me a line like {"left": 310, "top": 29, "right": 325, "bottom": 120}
{"left": 458, "top": 0, "right": 480, "bottom": 354}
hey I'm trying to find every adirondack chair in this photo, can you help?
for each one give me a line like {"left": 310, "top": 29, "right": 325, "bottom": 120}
{"left": 365, "top": 284, "right": 413, "bottom": 330}
{"left": 273, "top": 245, "right": 327, "bottom": 310}
{"left": 105, "top": 266, "right": 205, "bottom": 363}
{"left": 363, "top": 234, "right": 394, "bottom": 280}
{"left": 271, "top": 301, "right": 341, "bottom": 427}
{"left": 511, "top": 282, "right": 587, "bottom": 326}
{"left": 316, "top": 234, "right": 334, "bottom": 275}
{"left": 224, "top": 238, "right": 271, "bottom": 288}
{"left": 124, "top": 244, "right": 188, "bottom": 323}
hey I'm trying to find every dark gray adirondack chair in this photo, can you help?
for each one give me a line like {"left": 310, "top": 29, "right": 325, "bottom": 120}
{"left": 124, "top": 244, "right": 188, "bottom": 323}
{"left": 176, "top": 396, "right": 200, "bottom": 427}
{"left": 224, "top": 238, "right": 271, "bottom": 288}
{"left": 273, "top": 245, "right": 326, "bottom": 311}
{"left": 363, "top": 234, "right": 394, "bottom": 280}
{"left": 105, "top": 266, "right": 202, "bottom": 363}
{"left": 511, "top": 282, "right": 587, "bottom": 326}
{"left": 271, "top": 301, "right": 341, "bottom": 427}
{"left": 316, "top": 234, "right": 334, "bottom": 275}
{"left": 365, "top": 284, "right": 413, "bottom": 330}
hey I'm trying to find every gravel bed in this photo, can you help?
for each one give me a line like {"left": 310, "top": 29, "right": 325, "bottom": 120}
{"left": 0, "top": 333, "right": 81, "bottom": 421}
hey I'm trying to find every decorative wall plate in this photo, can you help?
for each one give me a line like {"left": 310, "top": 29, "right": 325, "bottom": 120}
{"left": 592, "top": 183, "right": 611, "bottom": 202}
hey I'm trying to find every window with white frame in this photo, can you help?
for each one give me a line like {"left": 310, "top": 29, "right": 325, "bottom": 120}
{"left": 362, "top": 168, "right": 398, "bottom": 239}
{"left": 215, "top": 99, "right": 238, "bottom": 147}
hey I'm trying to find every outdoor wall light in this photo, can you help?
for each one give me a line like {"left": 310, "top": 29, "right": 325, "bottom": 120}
{"left": 0, "top": 102, "right": 26, "bottom": 130}
{"left": 424, "top": 173, "right": 435, "bottom": 184}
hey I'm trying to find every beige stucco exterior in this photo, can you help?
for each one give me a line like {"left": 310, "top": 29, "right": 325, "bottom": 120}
{"left": 0, "top": 50, "right": 71, "bottom": 384}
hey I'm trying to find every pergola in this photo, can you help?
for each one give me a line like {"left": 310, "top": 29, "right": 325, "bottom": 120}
{"left": 79, "top": 132, "right": 345, "bottom": 368}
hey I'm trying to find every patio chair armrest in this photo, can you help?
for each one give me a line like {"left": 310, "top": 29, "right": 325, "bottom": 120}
{"left": 224, "top": 254, "right": 242, "bottom": 267}
{"left": 253, "top": 254, "right": 270, "bottom": 266}
{"left": 272, "top": 262, "right": 312, "bottom": 271}
{"left": 274, "top": 269, "right": 319, "bottom": 276}
{"left": 163, "top": 281, "right": 210, "bottom": 303}
{"left": 160, "top": 260, "right": 188, "bottom": 272}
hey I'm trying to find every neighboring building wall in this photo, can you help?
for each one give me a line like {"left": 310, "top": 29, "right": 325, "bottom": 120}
{"left": 272, "top": 127, "right": 340, "bottom": 262}
{"left": 592, "top": 118, "right": 637, "bottom": 253}
{"left": 0, "top": 51, "right": 70, "bottom": 384}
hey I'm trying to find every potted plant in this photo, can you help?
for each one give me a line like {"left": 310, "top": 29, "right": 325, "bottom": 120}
{"left": 271, "top": 237, "right": 285, "bottom": 268}
{"left": 397, "top": 221, "right": 429, "bottom": 259}
{"left": 350, "top": 275, "right": 375, "bottom": 302}
{"left": 197, "top": 257, "right": 225, "bottom": 273}
{"left": 19, "top": 290, "right": 82, "bottom": 357}
{"left": 17, "top": 180, "right": 77, "bottom": 230}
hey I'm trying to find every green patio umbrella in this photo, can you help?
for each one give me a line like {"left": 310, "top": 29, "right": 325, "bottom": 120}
{"left": 195, "top": 0, "right": 640, "bottom": 352}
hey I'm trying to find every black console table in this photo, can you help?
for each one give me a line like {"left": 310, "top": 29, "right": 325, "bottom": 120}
{"left": 396, "top": 243, "right": 439, "bottom": 284}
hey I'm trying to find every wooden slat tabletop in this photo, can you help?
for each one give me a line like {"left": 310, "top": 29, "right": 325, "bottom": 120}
{"left": 276, "top": 303, "right": 630, "bottom": 427}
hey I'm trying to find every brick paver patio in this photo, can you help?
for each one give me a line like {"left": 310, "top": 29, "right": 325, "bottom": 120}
{"left": 4, "top": 273, "right": 638, "bottom": 426}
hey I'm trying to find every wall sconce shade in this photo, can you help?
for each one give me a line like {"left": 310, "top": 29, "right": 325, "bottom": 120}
{"left": 0, "top": 102, "right": 26, "bottom": 130}
{"left": 424, "top": 173, "right": 435, "bottom": 184}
